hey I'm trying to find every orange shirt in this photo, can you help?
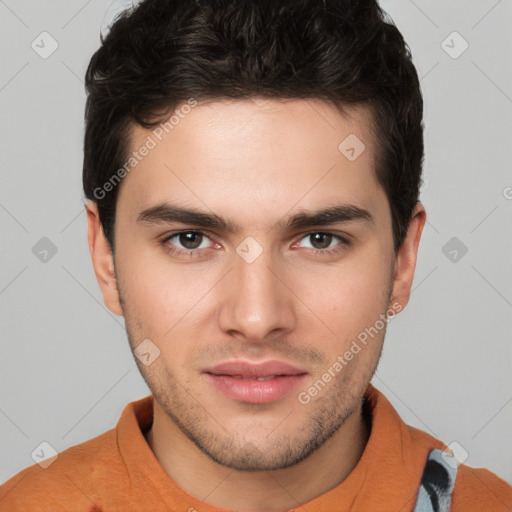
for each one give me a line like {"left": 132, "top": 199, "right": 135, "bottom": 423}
{"left": 1, "top": 384, "right": 511, "bottom": 511}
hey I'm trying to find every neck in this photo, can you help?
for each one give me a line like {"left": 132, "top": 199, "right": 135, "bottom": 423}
{"left": 145, "top": 400, "right": 370, "bottom": 512}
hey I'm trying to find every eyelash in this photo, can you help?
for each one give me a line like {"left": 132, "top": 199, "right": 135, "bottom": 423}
{"left": 161, "top": 230, "right": 350, "bottom": 258}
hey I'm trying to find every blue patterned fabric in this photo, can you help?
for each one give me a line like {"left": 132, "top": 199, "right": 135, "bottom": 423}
{"left": 413, "top": 448, "right": 459, "bottom": 512}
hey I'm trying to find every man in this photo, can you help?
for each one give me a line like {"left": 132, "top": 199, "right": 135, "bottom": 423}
{"left": 1, "top": 0, "right": 511, "bottom": 510}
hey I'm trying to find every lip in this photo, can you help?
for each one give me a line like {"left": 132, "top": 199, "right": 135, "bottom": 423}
{"left": 203, "top": 360, "right": 308, "bottom": 404}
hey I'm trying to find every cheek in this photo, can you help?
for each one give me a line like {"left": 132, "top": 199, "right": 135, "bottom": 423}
{"left": 295, "top": 248, "right": 392, "bottom": 348}
{"left": 116, "top": 248, "right": 218, "bottom": 341}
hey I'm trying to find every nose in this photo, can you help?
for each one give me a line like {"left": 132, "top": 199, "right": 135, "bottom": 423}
{"left": 218, "top": 246, "right": 296, "bottom": 343}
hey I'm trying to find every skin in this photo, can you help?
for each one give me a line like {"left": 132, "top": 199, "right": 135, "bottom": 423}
{"left": 86, "top": 98, "right": 426, "bottom": 512}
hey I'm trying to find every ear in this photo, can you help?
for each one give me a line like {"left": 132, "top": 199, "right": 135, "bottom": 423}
{"left": 390, "top": 202, "right": 426, "bottom": 310}
{"left": 85, "top": 201, "right": 124, "bottom": 317}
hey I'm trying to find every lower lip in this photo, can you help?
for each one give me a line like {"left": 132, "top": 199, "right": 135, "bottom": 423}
{"left": 204, "top": 374, "right": 307, "bottom": 404}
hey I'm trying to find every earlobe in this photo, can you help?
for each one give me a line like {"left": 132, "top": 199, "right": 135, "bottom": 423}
{"left": 85, "top": 201, "right": 124, "bottom": 317}
{"left": 389, "top": 202, "right": 427, "bottom": 311}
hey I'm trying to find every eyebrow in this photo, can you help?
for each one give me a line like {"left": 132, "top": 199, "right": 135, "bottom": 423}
{"left": 137, "top": 203, "right": 373, "bottom": 232}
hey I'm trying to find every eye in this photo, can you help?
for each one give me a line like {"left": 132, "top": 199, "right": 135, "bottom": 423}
{"left": 296, "top": 232, "right": 349, "bottom": 256}
{"left": 162, "top": 230, "right": 215, "bottom": 256}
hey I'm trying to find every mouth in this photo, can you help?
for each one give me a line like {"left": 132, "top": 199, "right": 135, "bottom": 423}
{"left": 203, "top": 360, "right": 308, "bottom": 404}
{"left": 225, "top": 375, "right": 284, "bottom": 381}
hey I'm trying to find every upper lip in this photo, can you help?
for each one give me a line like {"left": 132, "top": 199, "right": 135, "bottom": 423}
{"left": 204, "top": 360, "right": 308, "bottom": 378}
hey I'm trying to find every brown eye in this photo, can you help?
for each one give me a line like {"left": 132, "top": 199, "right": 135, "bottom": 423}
{"left": 296, "top": 232, "right": 349, "bottom": 256}
{"left": 163, "top": 231, "right": 213, "bottom": 255}
{"left": 309, "top": 233, "right": 333, "bottom": 250}
{"left": 178, "top": 232, "right": 204, "bottom": 250}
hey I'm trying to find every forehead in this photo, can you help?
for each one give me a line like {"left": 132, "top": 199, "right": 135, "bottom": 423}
{"left": 118, "top": 98, "right": 384, "bottom": 224}
{"left": 129, "top": 97, "right": 375, "bottom": 159}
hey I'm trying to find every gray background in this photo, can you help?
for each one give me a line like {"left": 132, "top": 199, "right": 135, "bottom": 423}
{"left": 1, "top": 0, "right": 511, "bottom": 487}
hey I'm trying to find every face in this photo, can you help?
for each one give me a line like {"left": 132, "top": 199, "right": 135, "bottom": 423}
{"left": 88, "top": 98, "right": 424, "bottom": 471}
